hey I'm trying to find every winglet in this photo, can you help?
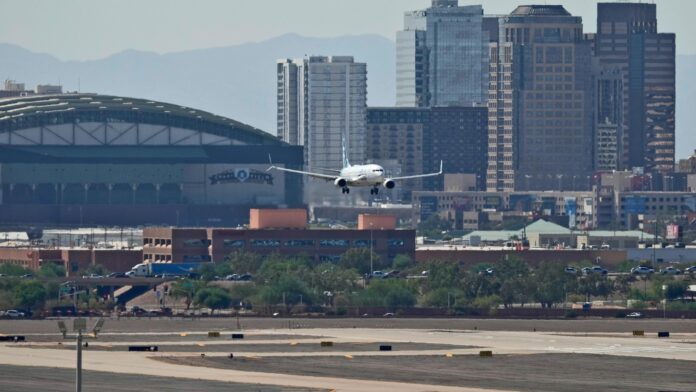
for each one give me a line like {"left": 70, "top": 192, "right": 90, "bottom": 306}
{"left": 267, "top": 154, "right": 275, "bottom": 172}
{"left": 438, "top": 160, "right": 443, "bottom": 174}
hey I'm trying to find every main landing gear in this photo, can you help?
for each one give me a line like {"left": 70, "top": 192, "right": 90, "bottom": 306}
{"left": 370, "top": 187, "right": 380, "bottom": 195}
{"left": 341, "top": 187, "right": 350, "bottom": 194}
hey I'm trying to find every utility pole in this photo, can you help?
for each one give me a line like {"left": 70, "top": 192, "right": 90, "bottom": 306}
{"left": 370, "top": 222, "right": 374, "bottom": 276}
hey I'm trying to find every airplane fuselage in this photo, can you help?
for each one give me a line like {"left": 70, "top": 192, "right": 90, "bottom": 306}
{"left": 339, "top": 164, "right": 386, "bottom": 187}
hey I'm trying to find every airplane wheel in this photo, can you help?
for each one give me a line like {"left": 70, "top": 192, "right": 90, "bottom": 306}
{"left": 374, "top": 188, "right": 379, "bottom": 195}
{"left": 346, "top": 187, "right": 350, "bottom": 194}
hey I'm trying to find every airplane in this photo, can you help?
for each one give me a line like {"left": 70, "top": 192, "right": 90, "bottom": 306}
{"left": 267, "top": 139, "right": 443, "bottom": 195}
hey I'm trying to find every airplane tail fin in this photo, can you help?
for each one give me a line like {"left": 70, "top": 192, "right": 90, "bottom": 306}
{"left": 341, "top": 134, "right": 351, "bottom": 168}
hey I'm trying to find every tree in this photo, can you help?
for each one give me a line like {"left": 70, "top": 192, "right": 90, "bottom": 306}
{"left": 340, "top": 248, "right": 381, "bottom": 275}
{"left": 392, "top": 254, "right": 414, "bottom": 270}
{"left": 257, "top": 255, "right": 312, "bottom": 284}
{"left": 425, "top": 262, "right": 460, "bottom": 291}
{"left": 0, "top": 264, "right": 31, "bottom": 276}
{"left": 353, "top": 280, "right": 416, "bottom": 309}
{"left": 194, "top": 287, "right": 232, "bottom": 314}
{"left": 169, "top": 279, "right": 204, "bottom": 310}
{"left": 39, "top": 263, "right": 66, "bottom": 278}
{"left": 14, "top": 280, "right": 46, "bottom": 310}
{"left": 258, "top": 276, "right": 313, "bottom": 306}
{"left": 225, "top": 251, "right": 264, "bottom": 274}
{"left": 664, "top": 281, "right": 688, "bottom": 301}
{"left": 312, "top": 263, "right": 359, "bottom": 294}
{"left": 533, "top": 263, "right": 573, "bottom": 308}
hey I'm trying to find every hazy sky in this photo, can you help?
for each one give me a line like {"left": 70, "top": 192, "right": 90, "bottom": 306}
{"left": 1, "top": 0, "right": 693, "bottom": 60}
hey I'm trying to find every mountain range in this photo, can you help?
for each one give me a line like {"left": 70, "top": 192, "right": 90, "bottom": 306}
{"left": 0, "top": 34, "right": 693, "bottom": 159}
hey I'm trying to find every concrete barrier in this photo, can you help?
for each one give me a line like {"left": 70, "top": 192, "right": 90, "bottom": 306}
{"left": 657, "top": 331, "right": 670, "bottom": 338}
{"left": 208, "top": 331, "right": 220, "bottom": 338}
{"left": 479, "top": 350, "right": 493, "bottom": 357}
{"left": 320, "top": 341, "right": 333, "bottom": 347}
{"left": 128, "top": 346, "right": 158, "bottom": 352}
{"left": 632, "top": 330, "right": 644, "bottom": 336}
{"left": 379, "top": 345, "right": 392, "bottom": 351}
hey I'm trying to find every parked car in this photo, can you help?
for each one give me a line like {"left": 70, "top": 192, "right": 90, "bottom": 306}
{"left": 237, "top": 273, "right": 253, "bottom": 281}
{"left": 225, "top": 274, "right": 240, "bottom": 281}
{"left": 3, "top": 309, "right": 25, "bottom": 319}
{"left": 371, "top": 271, "right": 385, "bottom": 278}
{"left": 582, "top": 266, "right": 608, "bottom": 275}
{"left": 82, "top": 273, "right": 103, "bottom": 279}
{"left": 479, "top": 268, "right": 495, "bottom": 276}
{"left": 107, "top": 272, "right": 127, "bottom": 278}
{"left": 631, "top": 266, "right": 655, "bottom": 275}
{"left": 626, "top": 311, "right": 644, "bottom": 318}
{"left": 160, "top": 273, "right": 180, "bottom": 280}
{"left": 660, "top": 266, "right": 682, "bottom": 275}
{"left": 565, "top": 266, "right": 578, "bottom": 275}
{"left": 685, "top": 266, "right": 696, "bottom": 273}
{"left": 20, "top": 274, "right": 33, "bottom": 279}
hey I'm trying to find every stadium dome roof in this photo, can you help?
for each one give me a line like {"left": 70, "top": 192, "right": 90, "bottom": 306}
{"left": 0, "top": 93, "right": 281, "bottom": 145}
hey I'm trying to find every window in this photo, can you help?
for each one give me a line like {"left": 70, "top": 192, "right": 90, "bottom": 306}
{"left": 320, "top": 239, "right": 349, "bottom": 247}
{"left": 388, "top": 239, "right": 405, "bottom": 247}
{"left": 183, "top": 239, "right": 209, "bottom": 247}
{"left": 285, "top": 239, "right": 315, "bottom": 247}
{"left": 251, "top": 239, "right": 280, "bottom": 247}
{"left": 354, "top": 239, "right": 375, "bottom": 248}
{"left": 223, "top": 239, "right": 245, "bottom": 248}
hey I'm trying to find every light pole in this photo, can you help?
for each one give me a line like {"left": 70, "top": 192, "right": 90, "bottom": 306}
{"left": 369, "top": 222, "right": 374, "bottom": 276}
{"left": 56, "top": 318, "right": 104, "bottom": 392}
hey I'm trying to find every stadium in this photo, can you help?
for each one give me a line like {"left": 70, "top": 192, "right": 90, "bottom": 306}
{"left": 0, "top": 93, "right": 303, "bottom": 227}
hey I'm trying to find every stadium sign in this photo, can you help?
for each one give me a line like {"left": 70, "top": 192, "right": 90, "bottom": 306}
{"left": 209, "top": 168, "right": 274, "bottom": 185}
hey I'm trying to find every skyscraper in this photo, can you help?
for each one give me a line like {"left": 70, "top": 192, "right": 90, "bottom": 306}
{"left": 487, "top": 5, "right": 594, "bottom": 192}
{"left": 277, "top": 56, "right": 367, "bottom": 172}
{"left": 396, "top": 1, "right": 489, "bottom": 107}
{"left": 594, "top": 3, "right": 675, "bottom": 174}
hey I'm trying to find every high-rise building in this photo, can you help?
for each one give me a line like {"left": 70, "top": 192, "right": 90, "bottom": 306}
{"left": 594, "top": 66, "right": 624, "bottom": 171}
{"left": 487, "top": 5, "right": 594, "bottom": 192}
{"left": 594, "top": 3, "right": 675, "bottom": 174}
{"left": 367, "top": 106, "right": 487, "bottom": 198}
{"left": 276, "top": 56, "right": 367, "bottom": 172}
{"left": 396, "top": 1, "right": 489, "bottom": 107}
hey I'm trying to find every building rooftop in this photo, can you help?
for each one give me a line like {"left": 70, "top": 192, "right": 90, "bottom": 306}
{"left": 510, "top": 5, "right": 570, "bottom": 16}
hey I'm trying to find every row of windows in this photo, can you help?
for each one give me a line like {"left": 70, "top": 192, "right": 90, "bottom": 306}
{"left": 221, "top": 239, "right": 407, "bottom": 248}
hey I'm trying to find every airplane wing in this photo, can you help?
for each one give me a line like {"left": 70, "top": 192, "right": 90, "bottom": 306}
{"left": 388, "top": 160, "right": 443, "bottom": 181}
{"left": 267, "top": 165, "right": 337, "bottom": 181}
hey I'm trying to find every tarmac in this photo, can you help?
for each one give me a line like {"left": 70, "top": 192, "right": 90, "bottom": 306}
{"left": 0, "top": 318, "right": 694, "bottom": 391}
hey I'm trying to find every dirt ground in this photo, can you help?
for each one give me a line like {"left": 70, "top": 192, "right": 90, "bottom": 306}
{"left": 159, "top": 353, "right": 696, "bottom": 392}
{"left": 0, "top": 364, "right": 323, "bottom": 392}
{"left": 2, "top": 317, "right": 695, "bottom": 334}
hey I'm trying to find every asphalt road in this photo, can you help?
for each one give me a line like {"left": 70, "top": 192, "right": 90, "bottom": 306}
{"left": 160, "top": 353, "right": 696, "bottom": 392}
{"left": 0, "top": 364, "right": 322, "bottom": 392}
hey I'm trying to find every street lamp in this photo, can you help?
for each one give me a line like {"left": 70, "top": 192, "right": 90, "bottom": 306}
{"left": 57, "top": 318, "right": 104, "bottom": 392}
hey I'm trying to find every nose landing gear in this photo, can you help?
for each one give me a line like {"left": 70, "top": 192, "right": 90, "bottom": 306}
{"left": 370, "top": 187, "right": 379, "bottom": 195}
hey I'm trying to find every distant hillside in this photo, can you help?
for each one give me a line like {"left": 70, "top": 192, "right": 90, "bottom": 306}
{"left": 0, "top": 33, "right": 395, "bottom": 135}
{"left": 0, "top": 38, "right": 692, "bottom": 159}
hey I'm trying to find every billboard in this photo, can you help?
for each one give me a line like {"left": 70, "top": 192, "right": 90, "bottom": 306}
{"left": 666, "top": 224, "right": 681, "bottom": 240}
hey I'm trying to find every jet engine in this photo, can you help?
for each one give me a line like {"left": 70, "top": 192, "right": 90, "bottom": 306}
{"left": 334, "top": 178, "right": 347, "bottom": 187}
{"left": 383, "top": 179, "right": 395, "bottom": 189}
